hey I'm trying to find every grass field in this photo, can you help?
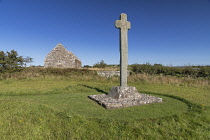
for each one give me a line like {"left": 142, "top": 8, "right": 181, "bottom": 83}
{"left": 0, "top": 68, "right": 209, "bottom": 139}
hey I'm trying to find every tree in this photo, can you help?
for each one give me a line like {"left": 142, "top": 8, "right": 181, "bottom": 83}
{"left": 23, "top": 56, "right": 33, "bottom": 67}
{"left": 84, "top": 65, "right": 92, "bottom": 68}
{"left": 0, "top": 51, "right": 6, "bottom": 68}
{"left": 93, "top": 60, "right": 107, "bottom": 68}
{"left": 6, "top": 50, "right": 19, "bottom": 69}
{"left": 0, "top": 50, "right": 33, "bottom": 72}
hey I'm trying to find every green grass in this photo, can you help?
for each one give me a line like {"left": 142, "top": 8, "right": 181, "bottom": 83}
{"left": 0, "top": 71, "right": 209, "bottom": 139}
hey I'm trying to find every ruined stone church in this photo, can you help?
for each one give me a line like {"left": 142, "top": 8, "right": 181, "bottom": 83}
{"left": 44, "top": 43, "right": 82, "bottom": 68}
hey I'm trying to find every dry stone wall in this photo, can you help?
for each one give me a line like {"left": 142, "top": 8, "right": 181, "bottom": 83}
{"left": 97, "top": 71, "right": 130, "bottom": 77}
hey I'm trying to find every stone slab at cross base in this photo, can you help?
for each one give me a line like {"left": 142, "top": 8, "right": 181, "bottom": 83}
{"left": 88, "top": 86, "right": 162, "bottom": 109}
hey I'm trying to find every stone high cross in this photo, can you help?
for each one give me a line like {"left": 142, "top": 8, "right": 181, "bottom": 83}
{"left": 88, "top": 14, "right": 162, "bottom": 109}
{"left": 115, "top": 13, "right": 131, "bottom": 87}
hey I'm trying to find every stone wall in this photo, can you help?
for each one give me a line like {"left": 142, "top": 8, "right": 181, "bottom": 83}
{"left": 97, "top": 71, "right": 130, "bottom": 77}
{"left": 44, "top": 43, "right": 82, "bottom": 68}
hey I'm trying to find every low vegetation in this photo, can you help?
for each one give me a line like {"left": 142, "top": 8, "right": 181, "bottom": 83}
{"left": 93, "top": 60, "right": 108, "bottom": 68}
{"left": 131, "top": 63, "right": 210, "bottom": 78}
{"left": 0, "top": 67, "right": 209, "bottom": 139}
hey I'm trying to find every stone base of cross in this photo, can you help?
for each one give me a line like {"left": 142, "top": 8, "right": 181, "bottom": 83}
{"left": 108, "top": 86, "right": 141, "bottom": 99}
{"left": 88, "top": 86, "right": 162, "bottom": 109}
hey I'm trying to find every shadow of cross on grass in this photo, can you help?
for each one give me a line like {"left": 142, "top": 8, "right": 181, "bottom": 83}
{"left": 79, "top": 84, "right": 108, "bottom": 95}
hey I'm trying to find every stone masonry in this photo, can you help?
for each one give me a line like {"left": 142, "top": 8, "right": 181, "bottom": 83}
{"left": 44, "top": 43, "right": 82, "bottom": 68}
{"left": 97, "top": 71, "right": 130, "bottom": 77}
{"left": 88, "top": 86, "right": 162, "bottom": 109}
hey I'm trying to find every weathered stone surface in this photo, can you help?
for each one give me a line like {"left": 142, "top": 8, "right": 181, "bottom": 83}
{"left": 97, "top": 71, "right": 130, "bottom": 77}
{"left": 44, "top": 43, "right": 82, "bottom": 68}
{"left": 115, "top": 13, "right": 131, "bottom": 87}
{"left": 108, "top": 86, "right": 140, "bottom": 99}
{"left": 88, "top": 86, "right": 162, "bottom": 109}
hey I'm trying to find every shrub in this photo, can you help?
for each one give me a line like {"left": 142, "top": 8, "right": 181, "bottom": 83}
{"left": 130, "top": 64, "right": 210, "bottom": 78}
{"left": 93, "top": 60, "right": 107, "bottom": 68}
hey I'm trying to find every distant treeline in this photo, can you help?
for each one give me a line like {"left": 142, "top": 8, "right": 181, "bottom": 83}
{"left": 131, "top": 64, "right": 210, "bottom": 78}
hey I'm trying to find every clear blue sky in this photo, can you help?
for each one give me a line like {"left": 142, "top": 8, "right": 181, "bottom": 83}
{"left": 0, "top": 0, "right": 210, "bottom": 66}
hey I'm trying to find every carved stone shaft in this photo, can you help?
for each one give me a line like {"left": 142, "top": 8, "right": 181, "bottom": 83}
{"left": 115, "top": 13, "right": 131, "bottom": 87}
